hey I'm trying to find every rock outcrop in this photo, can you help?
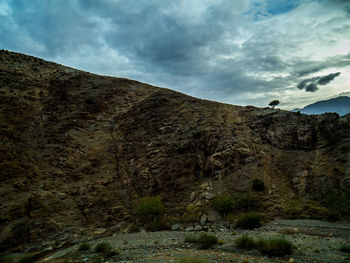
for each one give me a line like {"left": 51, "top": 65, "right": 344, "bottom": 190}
{"left": 1, "top": 50, "right": 349, "bottom": 252}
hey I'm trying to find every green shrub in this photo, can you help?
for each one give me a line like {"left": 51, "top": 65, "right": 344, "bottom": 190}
{"left": 175, "top": 257, "right": 209, "bottom": 263}
{"left": 19, "top": 256, "right": 33, "bottom": 263}
{"left": 324, "top": 192, "right": 350, "bottom": 216}
{"left": 256, "top": 238, "right": 293, "bottom": 256}
{"left": 184, "top": 235, "right": 198, "bottom": 243}
{"left": 0, "top": 255, "right": 15, "bottom": 263}
{"left": 78, "top": 243, "right": 91, "bottom": 251}
{"left": 236, "top": 213, "right": 262, "bottom": 229}
{"left": 211, "top": 193, "right": 235, "bottom": 215}
{"left": 235, "top": 235, "right": 256, "bottom": 249}
{"left": 89, "top": 255, "right": 103, "bottom": 263}
{"left": 184, "top": 204, "right": 200, "bottom": 222}
{"left": 197, "top": 233, "right": 218, "bottom": 249}
{"left": 252, "top": 179, "right": 265, "bottom": 191}
{"left": 145, "top": 218, "right": 169, "bottom": 231}
{"left": 94, "top": 242, "right": 113, "bottom": 257}
{"left": 234, "top": 192, "right": 259, "bottom": 211}
{"left": 135, "top": 196, "right": 165, "bottom": 221}
{"left": 340, "top": 243, "right": 350, "bottom": 253}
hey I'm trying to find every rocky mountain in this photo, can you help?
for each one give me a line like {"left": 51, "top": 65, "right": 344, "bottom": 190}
{"left": 293, "top": 96, "right": 350, "bottom": 116}
{"left": 1, "top": 50, "right": 350, "bottom": 252}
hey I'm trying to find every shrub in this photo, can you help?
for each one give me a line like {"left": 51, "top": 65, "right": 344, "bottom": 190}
{"left": 340, "top": 243, "right": 350, "bottom": 253}
{"left": 256, "top": 238, "right": 293, "bottom": 256}
{"left": 235, "top": 235, "right": 256, "bottom": 249}
{"left": 78, "top": 243, "right": 91, "bottom": 251}
{"left": 0, "top": 256, "right": 15, "bottom": 263}
{"left": 175, "top": 257, "right": 209, "bottom": 263}
{"left": 184, "top": 204, "right": 200, "bottom": 222}
{"left": 89, "top": 255, "right": 103, "bottom": 263}
{"left": 197, "top": 233, "right": 218, "bottom": 249}
{"left": 236, "top": 213, "right": 262, "bottom": 229}
{"left": 184, "top": 235, "right": 198, "bottom": 243}
{"left": 324, "top": 192, "right": 350, "bottom": 216}
{"left": 211, "top": 193, "right": 235, "bottom": 215}
{"left": 135, "top": 196, "right": 165, "bottom": 221}
{"left": 94, "top": 242, "right": 113, "bottom": 257}
{"left": 284, "top": 199, "right": 336, "bottom": 220}
{"left": 19, "top": 256, "right": 33, "bottom": 263}
{"left": 252, "top": 179, "right": 265, "bottom": 191}
{"left": 145, "top": 217, "right": 169, "bottom": 231}
{"left": 234, "top": 192, "right": 259, "bottom": 211}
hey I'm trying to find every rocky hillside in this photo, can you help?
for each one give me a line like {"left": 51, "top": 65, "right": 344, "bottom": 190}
{"left": 1, "top": 50, "right": 349, "bottom": 252}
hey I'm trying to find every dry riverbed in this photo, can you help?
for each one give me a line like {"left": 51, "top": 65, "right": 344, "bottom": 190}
{"left": 12, "top": 220, "right": 350, "bottom": 263}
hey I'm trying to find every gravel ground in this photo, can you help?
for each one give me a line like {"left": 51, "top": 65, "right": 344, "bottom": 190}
{"left": 39, "top": 219, "right": 350, "bottom": 263}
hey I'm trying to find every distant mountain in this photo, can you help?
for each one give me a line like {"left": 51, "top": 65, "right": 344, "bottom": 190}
{"left": 293, "top": 96, "right": 350, "bottom": 116}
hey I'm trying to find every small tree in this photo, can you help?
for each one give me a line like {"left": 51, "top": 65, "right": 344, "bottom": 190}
{"left": 269, "top": 100, "right": 279, "bottom": 109}
{"left": 135, "top": 195, "right": 165, "bottom": 222}
{"left": 211, "top": 193, "right": 235, "bottom": 216}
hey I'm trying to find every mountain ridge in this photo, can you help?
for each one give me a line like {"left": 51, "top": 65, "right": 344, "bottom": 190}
{"left": 1, "top": 50, "right": 349, "bottom": 252}
{"left": 293, "top": 96, "right": 350, "bottom": 116}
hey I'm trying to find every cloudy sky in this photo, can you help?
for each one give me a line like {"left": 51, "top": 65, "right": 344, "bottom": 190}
{"left": 1, "top": 0, "right": 350, "bottom": 109}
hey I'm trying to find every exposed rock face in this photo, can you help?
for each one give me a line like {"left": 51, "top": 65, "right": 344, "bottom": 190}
{"left": 1, "top": 50, "right": 349, "bottom": 251}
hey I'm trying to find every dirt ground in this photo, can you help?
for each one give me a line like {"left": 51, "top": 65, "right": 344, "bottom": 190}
{"left": 27, "top": 219, "right": 350, "bottom": 263}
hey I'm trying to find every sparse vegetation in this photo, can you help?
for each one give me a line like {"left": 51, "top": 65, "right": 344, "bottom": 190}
{"left": 78, "top": 243, "right": 91, "bottom": 251}
{"left": 256, "top": 238, "right": 293, "bottom": 256}
{"left": 234, "top": 192, "right": 259, "bottom": 212}
{"left": 236, "top": 213, "right": 262, "bottom": 229}
{"left": 145, "top": 217, "right": 169, "bottom": 231}
{"left": 211, "top": 193, "right": 235, "bottom": 216}
{"left": 184, "top": 233, "right": 219, "bottom": 249}
{"left": 235, "top": 235, "right": 256, "bottom": 249}
{"left": 0, "top": 255, "right": 15, "bottom": 263}
{"left": 89, "top": 255, "right": 103, "bottom": 263}
{"left": 94, "top": 242, "right": 114, "bottom": 257}
{"left": 19, "top": 256, "right": 34, "bottom": 263}
{"left": 284, "top": 198, "right": 337, "bottom": 220}
{"left": 197, "top": 233, "right": 219, "bottom": 249}
{"left": 184, "top": 204, "right": 200, "bottom": 222}
{"left": 340, "top": 243, "right": 350, "bottom": 253}
{"left": 252, "top": 179, "right": 265, "bottom": 191}
{"left": 324, "top": 191, "right": 350, "bottom": 216}
{"left": 184, "top": 235, "right": 198, "bottom": 243}
{"left": 175, "top": 257, "right": 209, "bottom": 263}
{"left": 135, "top": 196, "right": 165, "bottom": 221}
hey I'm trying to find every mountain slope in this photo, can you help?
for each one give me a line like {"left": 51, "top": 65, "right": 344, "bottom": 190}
{"left": 1, "top": 50, "right": 350, "bottom": 252}
{"left": 293, "top": 96, "right": 350, "bottom": 116}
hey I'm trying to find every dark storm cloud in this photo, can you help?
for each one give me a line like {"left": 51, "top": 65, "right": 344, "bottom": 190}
{"left": 317, "top": 72, "right": 341, "bottom": 85}
{"left": 296, "top": 72, "right": 342, "bottom": 92}
{"left": 297, "top": 79, "right": 308, "bottom": 90}
{"left": 305, "top": 83, "right": 318, "bottom": 92}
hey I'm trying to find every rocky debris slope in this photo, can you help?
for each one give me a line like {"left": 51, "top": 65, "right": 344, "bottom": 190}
{"left": 0, "top": 50, "right": 349, "bottom": 252}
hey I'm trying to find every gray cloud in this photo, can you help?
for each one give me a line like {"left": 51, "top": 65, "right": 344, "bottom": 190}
{"left": 1, "top": 0, "right": 350, "bottom": 109}
{"left": 297, "top": 72, "right": 342, "bottom": 92}
{"left": 305, "top": 83, "right": 319, "bottom": 92}
{"left": 317, "top": 72, "right": 341, "bottom": 85}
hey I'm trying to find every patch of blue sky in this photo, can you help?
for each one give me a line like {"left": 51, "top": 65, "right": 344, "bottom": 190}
{"left": 264, "top": 0, "right": 301, "bottom": 15}
{"left": 243, "top": 0, "right": 316, "bottom": 20}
